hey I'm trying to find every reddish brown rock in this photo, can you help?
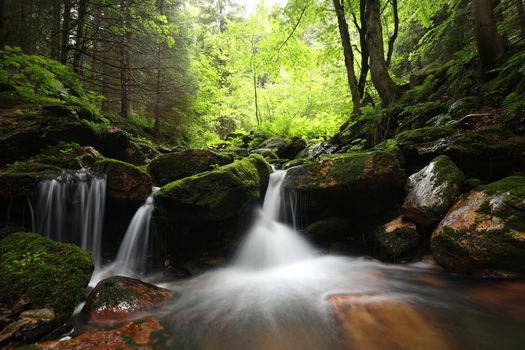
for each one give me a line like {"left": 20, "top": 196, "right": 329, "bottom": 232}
{"left": 371, "top": 216, "right": 420, "bottom": 260}
{"left": 37, "top": 317, "right": 170, "bottom": 350}
{"left": 330, "top": 294, "right": 451, "bottom": 350}
{"left": 82, "top": 276, "right": 174, "bottom": 326}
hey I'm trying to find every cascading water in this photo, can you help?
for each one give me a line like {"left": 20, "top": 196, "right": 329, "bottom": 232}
{"left": 89, "top": 187, "right": 160, "bottom": 285}
{"left": 33, "top": 169, "right": 106, "bottom": 265}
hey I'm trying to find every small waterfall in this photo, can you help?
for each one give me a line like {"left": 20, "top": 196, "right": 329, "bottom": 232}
{"left": 33, "top": 169, "right": 106, "bottom": 265}
{"left": 113, "top": 187, "right": 160, "bottom": 275}
{"left": 233, "top": 170, "right": 315, "bottom": 269}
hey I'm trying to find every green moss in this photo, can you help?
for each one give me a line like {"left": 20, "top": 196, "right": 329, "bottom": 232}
{"left": 480, "top": 176, "right": 525, "bottom": 198}
{"left": 395, "top": 125, "right": 454, "bottom": 145}
{"left": 90, "top": 277, "right": 137, "bottom": 310}
{"left": 0, "top": 232, "right": 94, "bottom": 325}
{"left": 431, "top": 155, "right": 465, "bottom": 185}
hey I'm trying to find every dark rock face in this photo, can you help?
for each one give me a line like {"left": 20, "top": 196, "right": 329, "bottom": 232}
{"left": 251, "top": 148, "right": 279, "bottom": 160}
{"left": 431, "top": 176, "right": 525, "bottom": 278}
{"left": 396, "top": 126, "right": 525, "bottom": 180}
{"left": 81, "top": 276, "right": 173, "bottom": 325}
{"left": 0, "top": 308, "right": 55, "bottom": 347}
{"left": 371, "top": 216, "right": 420, "bottom": 260}
{"left": 92, "top": 158, "right": 152, "bottom": 202}
{"left": 303, "top": 216, "right": 354, "bottom": 252}
{"left": 256, "top": 136, "right": 306, "bottom": 159}
{"left": 402, "top": 155, "right": 464, "bottom": 225}
{"left": 148, "top": 149, "right": 233, "bottom": 186}
{"left": 0, "top": 233, "right": 93, "bottom": 329}
{"left": 283, "top": 151, "right": 406, "bottom": 225}
{"left": 153, "top": 155, "right": 271, "bottom": 263}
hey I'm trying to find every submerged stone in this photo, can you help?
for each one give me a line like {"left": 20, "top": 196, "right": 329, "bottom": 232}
{"left": 371, "top": 216, "right": 420, "bottom": 260}
{"left": 402, "top": 155, "right": 464, "bottom": 225}
{"left": 431, "top": 176, "right": 525, "bottom": 277}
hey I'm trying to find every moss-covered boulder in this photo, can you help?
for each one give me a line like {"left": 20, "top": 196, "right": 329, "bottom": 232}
{"left": 251, "top": 148, "right": 279, "bottom": 160}
{"left": 396, "top": 125, "right": 525, "bottom": 180}
{"left": 0, "top": 232, "right": 94, "bottom": 326}
{"left": 81, "top": 276, "right": 173, "bottom": 325}
{"left": 303, "top": 217, "right": 354, "bottom": 252}
{"left": 282, "top": 151, "right": 405, "bottom": 224}
{"left": 256, "top": 136, "right": 306, "bottom": 159}
{"left": 431, "top": 176, "right": 525, "bottom": 277}
{"left": 92, "top": 158, "right": 152, "bottom": 201}
{"left": 371, "top": 216, "right": 420, "bottom": 261}
{"left": 153, "top": 155, "right": 271, "bottom": 262}
{"left": 402, "top": 155, "right": 464, "bottom": 225}
{"left": 147, "top": 149, "right": 233, "bottom": 186}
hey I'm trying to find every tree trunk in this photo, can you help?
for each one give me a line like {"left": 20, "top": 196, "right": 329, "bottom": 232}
{"left": 473, "top": 0, "right": 504, "bottom": 70}
{"left": 252, "top": 38, "right": 260, "bottom": 126}
{"left": 365, "top": 0, "right": 397, "bottom": 106}
{"left": 516, "top": 0, "right": 525, "bottom": 36}
{"left": 73, "top": 0, "right": 89, "bottom": 73}
{"left": 60, "top": 0, "right": 72, "bottom": 64}
{"left": 356, "top": 0, "right": 369, "bottom": 97}
{"left": 386, "top": 0, "right": 399, "bottom": 68}
{"left": 333, "top": 0, "right": 361, "bottom": 114}
{"left": 154, "top": 0, "right": 165, "bottom": 138}
{"left": 51, "top": 1, "right": 61, "bottom": 60}
{"left": 119, "top": 0, "right": 132, "bottom": 119}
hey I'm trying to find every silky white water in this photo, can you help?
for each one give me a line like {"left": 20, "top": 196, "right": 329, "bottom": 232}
{"left": 33, "top": 169, "right": 106, "bottom": 265}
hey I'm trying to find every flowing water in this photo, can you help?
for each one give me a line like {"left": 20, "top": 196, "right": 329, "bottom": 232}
{"left": 89, "top": 187, "right": 160, "bottom": 286}
{"left": 151, "top": 169, "right": 525, "bottom": 350}
{"left": 33, "top": 169, "right": 106, "bottom": 265}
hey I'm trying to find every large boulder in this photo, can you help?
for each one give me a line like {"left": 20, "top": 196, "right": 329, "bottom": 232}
{"left": 153, "top": 154, "right": 271, "bottom": 262}
{"left": 282, "top": 151, "right": 405, "bottom": 224}
{"left": 396, "top": 125, "right": 525, "bottom": 180}
{"left": 148, "top": 149, "right": 233, "bottom": 186}
{"left": 402, "top": 155, "right": 465, "bottom": 225}
{"left": 371, "top": 216, "right": 420, "bottom": 260}
{"left": 0, "top": 233, "right": 94, "bottom": 328}
{"left": 431, "top": 176, "right": 525, "bottom": 277}
{"left": 92, "top": 158, "right": 152, "bottom": 202}
{"left": 256, "top": 136, "right": 306, "bottom": 159}
{"left": 81, "top": 276, "right": 173, "bottom": 325}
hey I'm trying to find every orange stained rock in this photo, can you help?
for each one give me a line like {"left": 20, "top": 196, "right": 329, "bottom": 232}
{"left": 37, "top": 317, "right": 168, "bottom": 350}
{"left": 330, "top": 294, "right": 452, "bottom": 350}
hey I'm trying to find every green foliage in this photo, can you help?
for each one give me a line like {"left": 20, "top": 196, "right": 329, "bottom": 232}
{"left": 0, "top": 46, "right": 102, "bottom": 113}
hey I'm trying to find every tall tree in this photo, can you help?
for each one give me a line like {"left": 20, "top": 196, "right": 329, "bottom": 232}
{"left": 60, "top": 0, "right": 72, "bottom": 64}
{"left": 515, "top": 0, "right": 525, "bottom": 36}
{"left": 51, "top": 1, "right": 61, "bottom": 60}
{"left": 365, "top": 0, "right": 397, "bottom": 106}
{"left": 333, "top": 0, "right": 360, "bottom": 113}
{"left": 473, "top": 0, "right": 504, "bottom": 71}
{"left": 73, "top": 0, "right": 89, "bottom": 73}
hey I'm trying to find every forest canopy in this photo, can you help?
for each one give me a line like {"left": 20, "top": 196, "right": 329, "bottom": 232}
{"left": 1, "top": 0, "right": 524, "bottom": 146}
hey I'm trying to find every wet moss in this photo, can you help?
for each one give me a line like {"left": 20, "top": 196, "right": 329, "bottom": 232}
{"left": 89, "top": 277, "right": 137, "bottom": 310}
{"left": 0, "top": 232, "right": 94, "bottom": 325}
{"left": 479, "top": 176, "right": 525, "bottom": 198}
{"left": 431, "top": 155, "right": 465, "bottom": 186}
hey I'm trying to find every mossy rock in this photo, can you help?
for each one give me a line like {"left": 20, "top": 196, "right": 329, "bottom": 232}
{"left": 371, "top": 216, "right": 420, "bottom": 261}
{"left": 147, "top": 149, "right": 233, "bottom": 186}
{"left": 431, "top": 176, "right": 525, "bottom": 277}
{"left": 402, "top": 155, "right": 465, "bottom": 225}
{"left": 396, "top": 125, "right": 525, "bottom": 180}
{"left": 282, "top": 151, "right": 406, "bottom": 224}
{"left": 92, "top": 158, "right": 152, "bottom": 201}
{"left": 0, "top": 232, "right": 94, "bottom": 325}
{"left": 153, "top": 155, "right": 271, "bottom": 263}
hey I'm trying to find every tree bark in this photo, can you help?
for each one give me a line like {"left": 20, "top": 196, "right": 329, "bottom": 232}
{"left": 154, "top": 0, "right": 165, "bottom": 138}
{"left": 0, "top": 0, "right": 5, "bottom": 48}
{"left": 473, "top": 0, "right": 504, "bottom": 71}
{"left": 516, "top": 0, "right": 525, "bottom": 36}
{"left": 60, "top": 0, "right": 72, "bottom": 64}
{"left": 51, "top": 1, "right": 61, "bottom": 60}
{"left": 333, "top": 0, "right": 361, "bottom": 113}
{"left": 356, "top": 0, "right": 369, "bottom": 97}
{"left": 73, "top": 0, "right": 89, "bottom": 73}
{"left": 386, "top": 0, "right": 399, "bottom": 68}
{"left": 365, "top": 0, "right": 397, "bottom": 106}
{"left": 119, "top": 0, "right": 132, "bottom": 118}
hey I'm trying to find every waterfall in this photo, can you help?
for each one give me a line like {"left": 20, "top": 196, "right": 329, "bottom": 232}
{"left": 233, "top": 170, "right": 315, "bottom": 269}
{"left": 33, "top": 169, "right": 106, "bottom": 265}
{"left": 112, "top": 187, "right": 160, "bottom": 275}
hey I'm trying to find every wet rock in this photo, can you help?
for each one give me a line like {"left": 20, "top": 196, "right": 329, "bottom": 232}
{"left": 0, "top": 233, "right": 93, "bottom": 327}
{"left": 0, "top": 308, "right": 55, "bottom": 347}
{"left": 154, "top": 155, "right": 271, "bottom": 262}
{"left": 250, "top": 148, "right": 279, "bottom": 160}
{"left": 94, "top": 129, "right": 160, "bottom": 166}
{"left": 371, "top": 216, "right": 420, "bottom": 260}
{"left": 304, "top": 217, "right": 354, "bottom": 250}
{"left": 280, "top": 136, "right": 307, "bottom": 159}
{"left": 396, "top": 126, "right": 525, "bottom": 180}
{"left": 37, "top": 317, "right": 171, "bottom": 350}
{"left": 283, "top": 151, "right": 405, "bottom": 224}
{"left": 257, "top": 136, "right": 291, "bottom": 152}
{"left": 92, "top": 158, "right": 152, "bottom": 201}
{"left": 147, "top": 149, "right": 233, "bottom": 186}
{"left": 330, "top": 294, "right": 451, "bottom": 350}
{"left": 82, "top": 276, "right": 173, "bottom": 325}
{"left": 402, "top": 155, "right": 464, "bottom": 225}
{"left": 431, "top": 176, "right": 525, "bottom": 277}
